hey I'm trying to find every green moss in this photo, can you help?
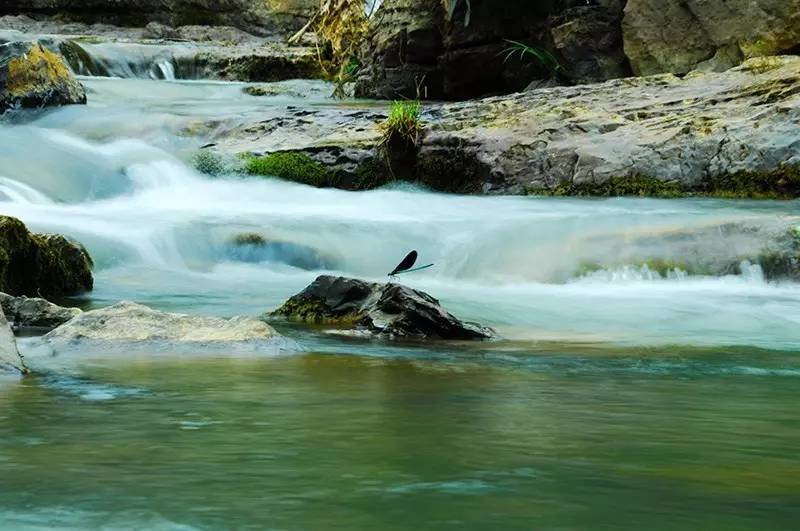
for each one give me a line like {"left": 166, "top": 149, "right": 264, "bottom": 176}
{"left": 0, "top": 217, "right": 93, "bottom": 298}
{"left": 353, "top": 157, "right": 393, "bottom": 190}
{"left": 272, "top": 296, "right": 363, "bottom": 325}
{"left": 231, "top": 233, "right": 267, "bottom": 246}
{"left": 573, "top": 258, "right": 714, "bottom": 279}
{"left": 244, "top": 152, "right": 339, "bottom": 187}
{"left": 527, "top": 166, "right": 800, "bottom": 199}
{"left": 703, "top": 165, "right": 800, "bottom": 199}
{"left": 191, "top": 150, "right": 226, "bottom": 176}
{"left": 528, "top": 175, "right": 683, "bottom": 198}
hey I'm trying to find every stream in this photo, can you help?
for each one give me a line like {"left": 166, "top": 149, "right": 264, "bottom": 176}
{"left": 0, "top": 67, "right": 799, "bottom": 529}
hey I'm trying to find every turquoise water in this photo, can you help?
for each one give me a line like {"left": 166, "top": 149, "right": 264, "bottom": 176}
{"left": 1, "top": 75, "right": 799, "bottom": 529}
{"left": 1, "top": 349, "right": 799, "bottom": 530}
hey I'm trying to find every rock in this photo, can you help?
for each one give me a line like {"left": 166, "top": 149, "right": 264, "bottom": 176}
{"left": 354, "top": 0, "right": 630, "bottom": 100}
{"left": 272, "top": 275, "right": 494, "bottom": 340}
{"left": 623, "top": 0, "right": 800, "bottom": 76}
{"left": 0, "top": 292, "right": 81, "bottom": 332}
{"left": 0, "top": 216, "right": 94, "bottom": 298}
{"left": 44, "top": 301, "right": 282, "bottom": 346}
{"left": 0, "top": 1, "right": 315, "bottom": 37}
{"left": 0, "top": 305, "right": 26, "bottom": 375}
{"left": 0, "top": 26, "right": 321, "bottom": 83}
{"left": 226, "top": 233, "right": 338, "bottom": 270}
{"left": 213, "top": 56, "right": 800, "bottom": 197}
{"left": 0, "top": 40, "right": 86, "bottom": 112}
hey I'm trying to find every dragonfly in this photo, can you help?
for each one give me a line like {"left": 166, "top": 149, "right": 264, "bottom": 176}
{"left": 388, "top": 250, "right": 434, "bottom": 280}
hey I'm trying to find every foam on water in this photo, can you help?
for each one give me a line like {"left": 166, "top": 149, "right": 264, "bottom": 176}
{"left": 1, "top": 79, "right": 799, "bottom": 350}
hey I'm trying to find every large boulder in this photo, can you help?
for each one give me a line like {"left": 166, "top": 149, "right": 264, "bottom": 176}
{"left": 43, "top": 301, "right": 287, "bottom": 351}
{"left": 272, "top": 275, "right": 494, "bottom": 340}
{"left": 0, "top": 40, "right": 86, "bottom": 112}
{"left": 0, "top": 293, "right": 81, "bottom": 332}
{"left": 623, "top": 0, "right": 800, "bottom": 76}
{"left": 0, "top": 216, "right": 94, "bottom": 298}
{"left": 0, "top": 305, "right": 26, "bottom": 375}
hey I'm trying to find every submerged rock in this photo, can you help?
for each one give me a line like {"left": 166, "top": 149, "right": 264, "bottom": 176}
{"left": 0, "top": 305, "right": 26, "bottom": 375}
{"left": 272, "top": 275, "right": 494, "bottom": 340}
{"left": 0, "top": 40, "right": 86, "bottom": 112}
{"left": 227, "top": 233, "right": 337, "bottom": 270}
{"left": 0, "top": 216, "right": 93, "bottom": 298}
{"left": 0, "top": 292, "right": 81, "bottom": 332}
{"left": 44, "top": 301, "right": 282, "bottom": 347}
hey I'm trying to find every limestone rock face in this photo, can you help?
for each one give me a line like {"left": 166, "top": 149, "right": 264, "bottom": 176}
{"left": 0, "top": 216, "right": 93, "bottom": 298}
{"left": 44, "top": 301, "right": 280, "bottom": 345}
{"left": 623, "top": 0, "right": 800, "bottom": 76}
{"left": 0, "top": 293, "right": 81, "bottom": 332}
{"left": 0, "top": 40, "right": 86, "bottom": 112}
{"left": 272, "top": 275, "right": 494, "bottom": 340}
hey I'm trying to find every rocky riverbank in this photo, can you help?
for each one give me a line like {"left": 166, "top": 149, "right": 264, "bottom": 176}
{"left": 209, "top": 55, "right": 800, "bottom": 197}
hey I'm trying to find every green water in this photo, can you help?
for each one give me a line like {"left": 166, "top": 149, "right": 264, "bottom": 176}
{"left": 2, "top": 347, "right": 798, "bottom": 530}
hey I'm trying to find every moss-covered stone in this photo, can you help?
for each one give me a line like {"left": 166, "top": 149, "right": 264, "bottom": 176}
{"left": 703, "top": 165, "right": 800, "bottom": 199}
{"left": 0, "top": 216, "right": 93, "bottom": 299}
{"left": 1, "top": 42, "right": 87, "bottom": 112}
{"left": 191, "top": 150, "right": 227, "bottom": 176}
{"left": 529, "top": 174, "right": 684, "bottom": 198}
{"left": 272, "top": 295, "right": 365, "bottom": 325}
{"left": 244, "top": 152, "right": 340, "bottom": 187}
{"left": 526, "top": 166, "right": 800, "bottom": 199}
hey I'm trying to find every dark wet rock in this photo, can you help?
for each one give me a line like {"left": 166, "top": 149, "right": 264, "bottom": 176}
{"left": 272, "top": 275, "right": 494, "bottom": 340}
{"left": 0, "top": 292, "right": 81, "bottom": 332}
{"left": 44, "top": 301, "right": 282, "bottom": 346}
{"left": 354, "top": 0, "right": 628, "bottom": 100}
{"left": 0, "top": 39, "right": 86, "bottom": 112}
{"left": 0, "top": 216, "right": 93, "bottom": 298}
{"left": 0, "top": 305, "right": 26, "bottom": 375}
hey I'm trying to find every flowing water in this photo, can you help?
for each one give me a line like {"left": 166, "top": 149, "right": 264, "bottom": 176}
{"left": 0, "top": 68, "right": 799, "bottom": 529}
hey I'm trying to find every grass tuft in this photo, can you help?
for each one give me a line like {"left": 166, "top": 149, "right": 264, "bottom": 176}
{"left": 380, "top": 100, "right": 423, "bottom": 146}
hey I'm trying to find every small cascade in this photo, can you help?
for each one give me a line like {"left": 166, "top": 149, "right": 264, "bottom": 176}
{"left": 59, "top": 40, "right": 203, "bottom": 80}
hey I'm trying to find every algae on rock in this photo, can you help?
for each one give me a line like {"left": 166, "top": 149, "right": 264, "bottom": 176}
{"left": 0, "top": 41, "right": 86, "bottom": 112}
{"left": 0, "top": 216, "right": 93, "bottom": 299}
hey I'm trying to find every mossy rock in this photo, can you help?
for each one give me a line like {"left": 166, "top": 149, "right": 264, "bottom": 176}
{"left": 0, "top": 216, "right": 93, "bottom": 299}
{"left": 703, "top": 165, "right": 800, "bottom": 199}
{"left": 0, "top": 41, "right": 87, "bottom": 112}
{"left": 529, "top": 174, "right": 683, "bottom": 198}
{"left": 244, "top": 151, "right": 340, "bottom": 187}
{"left": 191, "top": 150, "right": 227, "bottom": 176}
{"left": 527, "top": 166, "right": 800, "bottom": 199}
{"left": 272, "top": 295, "right": 365, "bottom": 325}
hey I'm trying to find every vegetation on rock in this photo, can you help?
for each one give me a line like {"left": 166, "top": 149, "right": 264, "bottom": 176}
{"left": 244, "top": 151, "right": 340, "bottom": 187}
{"left": 0, "top": 216, "right": 93, "bottom": 299}
{"left": 380, "top": 100, "right": 423, "bottom": 146}
{"left": 0, "top": 42, "right": 86, "bottom": 111}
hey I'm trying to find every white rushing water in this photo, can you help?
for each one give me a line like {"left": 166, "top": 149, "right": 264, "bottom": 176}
{"left": 2, "top": 78, "right": 800, "bottom": 350}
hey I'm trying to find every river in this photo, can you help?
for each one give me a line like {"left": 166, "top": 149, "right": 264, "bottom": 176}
{"left": 0, "top": 72, "right": 799, "bottom": 529}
